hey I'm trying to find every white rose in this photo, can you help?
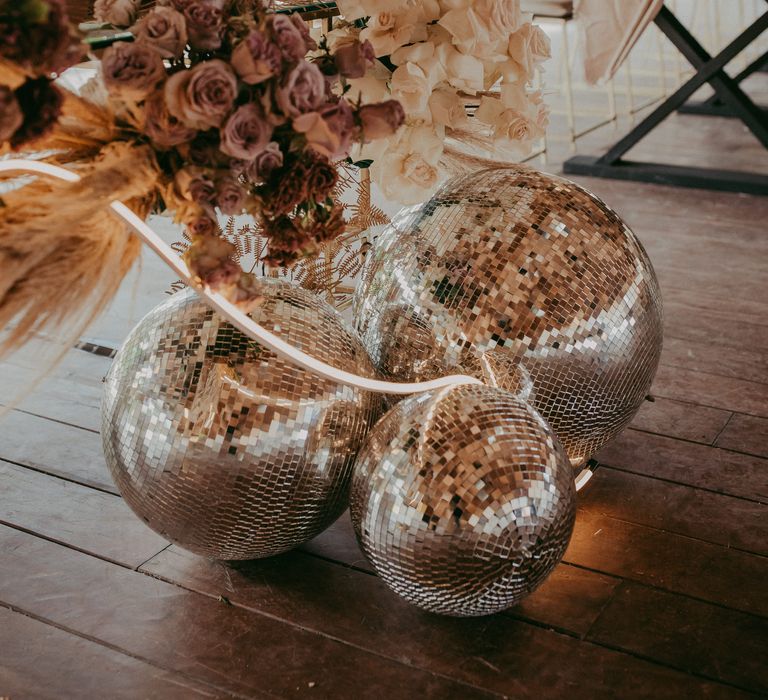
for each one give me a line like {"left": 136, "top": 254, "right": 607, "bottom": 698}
{"left": 475, "top": 94, "right": 543, "bottom": 156}
{"left": 438, "top": 0, "right": 523, "bottom": 59}
{"left": 505, "top": 23, "right": 551, "bottom": 83}
{"left": 390, "top": 62, "right": 431, "bottom": 114}
{"left": 345, "top": 62, "right": 392, "bottom": 103}
{"left": 428, "top": 87, "right": 468, "bottom": 128}
{"left": 392, "top": 41, "right": 447, "bottom": 87}
{"left": 436, "top": 43, "right": 484, "bottom": 94}
{"left": 370, "top": 126, "right": 444, "bottom": 204}
{"left": 361, "top": 8, "right": 425, "bottom": 57}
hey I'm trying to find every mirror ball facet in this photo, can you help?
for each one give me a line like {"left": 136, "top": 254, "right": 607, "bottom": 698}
{"left": 102, "top": 281, "right": 383, "bottom": 560}
{"left": 350, "top": 383, "right": 576, "bottom": 617}
{"left": 354, "top": 166, "right": 663, "bottom": 466}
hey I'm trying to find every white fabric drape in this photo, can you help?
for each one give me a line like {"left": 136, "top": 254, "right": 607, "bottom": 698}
{"left": 576, "top": 0, "right": 665, "bottom": 84}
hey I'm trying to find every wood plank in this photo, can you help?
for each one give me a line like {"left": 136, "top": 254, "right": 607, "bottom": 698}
{"left": 629, "top": 397, "right": 731, "bottom": 444}
{"left": 587, "top": 582, "right": 768, "bottom": 694}
{"left": 579, "top": 468, "right": 768, "bottom": 556}
{"left": 139, "top": 544, "right": 741, "bottom": 699}
{"left": 0, "top": 606, "right": 221, "bottom": 700}
{"left": 0, "top": 526, "right": 496, "bottom": 699}
{"left": 716, "top": 413, "right": 768, "bottom": 459}
{"left": 0, "top": 411, "right": 114, "bottom": 493}
{"left": 659, "top": 335, "right": 768, "bottom": 385}
{"left": 0, "top": 461, "right": 167, "bottom": 568}
{"left": 596, "top": 430, "right": 768, "bottom": 502}
{"left": 651, "top": 364, "right": 768, "bottom": 418}
{"left": 566, "top": 511, "right": 768, "bottom": 618}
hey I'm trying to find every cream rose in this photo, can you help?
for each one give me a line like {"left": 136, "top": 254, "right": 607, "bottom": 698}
{"left": 370, "top": 125, "right": 444, "bottom": 205}
{"left": 428, "top": 88, "right": 468, "bottom": 128}
{"left": 361, "top": 8, "right": 424, "bottom": 57}
{"left": 436, "top": 43, "right": 484, "bottom": 94}
{"left": 390, "top": 62, "right": 431, "bottom": 115}
{"left": 505, "top": 23, "right": 551, "bottom": 83}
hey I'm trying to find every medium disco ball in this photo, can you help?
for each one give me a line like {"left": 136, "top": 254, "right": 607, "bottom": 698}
{"left": 350, "top": 383, "right": 576, "bottom": 617}
{"left": 102, "top": 281, "right": 383, "bottom": 560}
{"left": 354, "top": 166, "right": 663, "bottom": 466}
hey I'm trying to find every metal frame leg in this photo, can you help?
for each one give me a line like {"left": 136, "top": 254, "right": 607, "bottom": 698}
{"left": 563, "top": 4, "right": 768, "bottom": 195}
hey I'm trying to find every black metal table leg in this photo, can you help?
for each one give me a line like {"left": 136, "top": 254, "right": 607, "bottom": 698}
{"left": 563, "top": 4, "right": 768, "bottom": 195}
{"left": 679, "top": 50, "right": 768, "bottom": 117}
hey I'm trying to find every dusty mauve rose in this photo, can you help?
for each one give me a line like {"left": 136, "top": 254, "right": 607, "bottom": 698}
{"left": 216, "top": 176, "right": 246, "bottom": 215}
{"left": 333, "top": 39, "right": 374, "bottom": 79}
{"left": 11, "top": 77, "right": 63, "bottom": 148}
{"left": 133, "top": 6, "right": 188, "bottom": 59}
{"left": 175, "top": 167, "right": 216, "bottom": 207}
{"left": 165, "top": 59, "right": 237, "bottom": 130}
{"left": 184, "top": 0, "right": 225, "bottom": 51}
{"left": 0, "top": 0, "right": 79, "bottom": 74}
{"left": 231, "top": 30, "right": 281, "bottom": 85}
{"left": 185, "top": 234, "right": 241, "bottom": 288}
{"left": 94, "top": 0, "right": 140, "bottom": 27}
{"left": 143, "top": 91, "right": 196, "bottom": 148}
{"left": 0, "top": 86, "right": 23, "bottom": 143}
{"left": 219, "top": 103, "right": 273, "bottom": 160}
{"left": 267, "top": 14, "right": 313, "bottom": 64}
{"left": 102, "top": 41, "right": 166, "bottom": 101}
{"left": 275, "top": 62, "right": 325, "bottom": 118}
{"left": 293, "top": 99, "right": 355, "bottom": 160}
{"left": 186, "top": 214, "right": 219, "bottom": 238}
{"left": 359, "top": 99, "right": 405, "bottom": 141}
{"left": 245, "top": 141, "right": 283, "bottom": 182}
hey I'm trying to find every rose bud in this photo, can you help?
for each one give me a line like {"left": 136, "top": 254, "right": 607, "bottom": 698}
{"left": 358, "top": 99, "right": 405, "bottom": 141}
{"left": 101, "top": 41, "right": 166, "bottom": 102}
{"left": 334, "top": 39, "right": 374, "bottom": 79}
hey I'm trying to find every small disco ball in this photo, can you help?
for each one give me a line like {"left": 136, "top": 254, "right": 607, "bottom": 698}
{"left": 350, "top": 383, "right": 576, "bottom": 617}
{"left": 102, "top": 281, "right": 383, "bottom": 560}
{"left": 354, "top": 166, "right": 663, "bottom": 466}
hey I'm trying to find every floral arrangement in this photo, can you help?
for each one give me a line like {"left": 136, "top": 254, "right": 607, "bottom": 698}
{"left": 332, "top": 0, "right": 551, "bottom": 204}
{"left": 0, "top": 0, "right": 403, "bottom": 355}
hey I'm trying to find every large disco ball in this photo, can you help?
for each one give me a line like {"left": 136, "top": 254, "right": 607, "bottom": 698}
{"left": 354, "top": 166, "right": 663, "bottom": 466}
{"left": 102, "top": 281, "right": 383, "bottom": 560}
{"left": 350, "top": 383, "right": 576, "bottom": 617}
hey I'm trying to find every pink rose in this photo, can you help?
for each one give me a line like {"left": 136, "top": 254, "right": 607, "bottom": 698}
{"left": 333, "top": 39, "right": 374, "bottom": 79}
{"left": 165, "top": 59, "right": 237, "bottom": 130}
{"left": 275, "top": 61, "right": 325, "bottom": 118}
{"left": 245, "top": 141, "right": 284, "bottom": 182}
{"left": 143, "top": 91, "right": 196, "bottom": 148}
{"left": 216, "top": 175, "right": 246, "bottom": 215}
{"left": 183, "top": 0, "right": 225, "bottom": 51}
{"left": 231, "top": 30, "right": 281, "bottom": 85}
{"left": 219, "top": 102, "right": 273, "bottom": 160}
{"left": 267, "top": 13, "right": 314, "bottom": 64}
{"left": 359, "top": 99, "right": 405, "bottom": 141}
{"left": 93, "top": 0, "right": 140, "bottom": 27}
{"left": 133, "top": 6, "right": 188, "bottom": 59}
{"left": 101, "top": 41, "right": 166, "bottom": 101}
{"left": 293, "top": 99, "right": 355, "bottom": 161}
{"left": 0, "top": 86, "right": 23, "bottom": 143}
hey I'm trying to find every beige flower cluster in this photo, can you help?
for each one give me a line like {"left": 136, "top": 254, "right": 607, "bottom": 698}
{"left": 335, "top": 0, "right": 551, "bottom": 204}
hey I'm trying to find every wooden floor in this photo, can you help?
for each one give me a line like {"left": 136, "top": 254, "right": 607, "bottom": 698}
{"left": 2, "top": 77, "right": 768, "bottom": 698}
